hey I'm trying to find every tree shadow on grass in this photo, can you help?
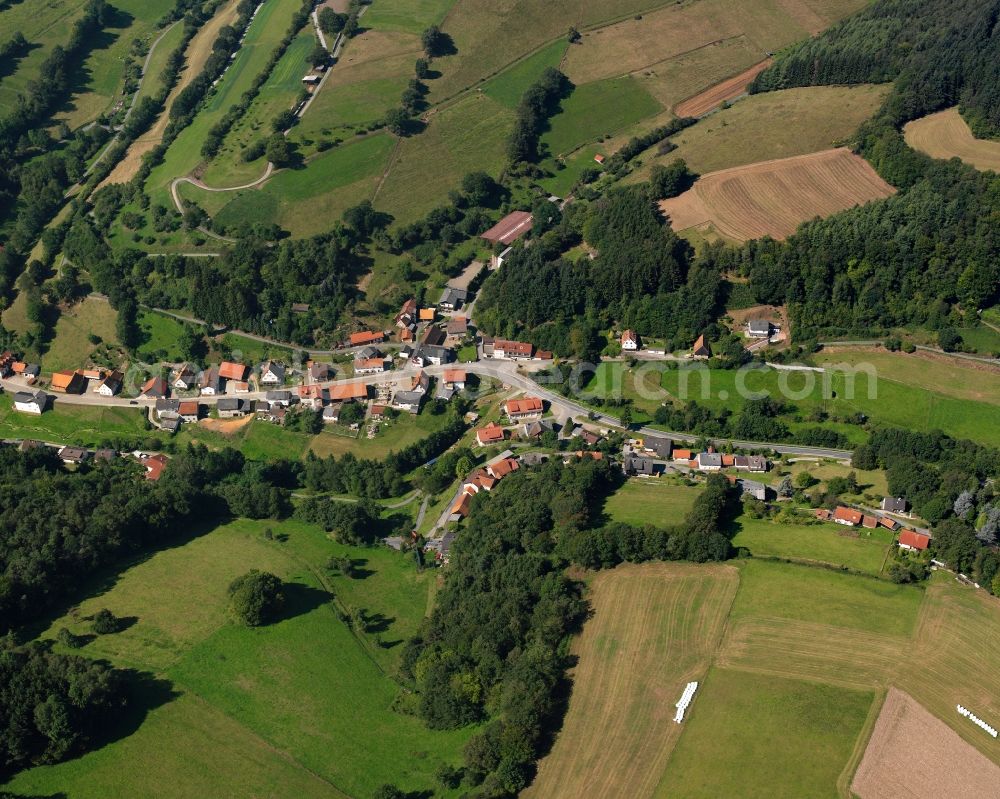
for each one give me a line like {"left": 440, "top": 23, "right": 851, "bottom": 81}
{"left": 272, "top": 581, "right": 332, "bottom": 624}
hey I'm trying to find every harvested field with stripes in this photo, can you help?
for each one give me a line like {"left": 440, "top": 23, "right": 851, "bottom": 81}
{"left": 852, "top": 688, "right": 1000, "bottom": 799}
{"left": 904, "top": 107, "right": 1000, "bottom": 173}
{"left": 659, "top": 148, "right": 896, "bottom": 241}
{"left": 524, "top": 562, "right": 739, "bottom": 799}
{"left": 673, "top": 58, "right": 771, "bottom": 118}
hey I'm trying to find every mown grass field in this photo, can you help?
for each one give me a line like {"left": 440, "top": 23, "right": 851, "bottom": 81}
{"left": 309, "top": 405, "right": 454, "bottom": 459}
{"left": 480, "top": 38, "right": 569, "bottom": 109}
{"left": 525, "top": 562, "right": 740, "bottom": 799}
{"left": 631, "top": 84, "right": 890, "bottom": 177}
{"left": 4, "top": 519, "right": 470, "bottom": 798}
{"left": 0, "top": 393, "right": 152, "bottom": 446}
{"left": 601, "top": 479, "right": 701, "bottom": 526}
{"left": 657, "top": 667, "right": 875, "bottom": 798}
{"left": 904, "top": 106, "right": 1000, "bottom": 173}
{"left": 39, "top": 295, "right": 119, "bottom": 371}
{"left": 362, "top": 0, "right": 454, "bottom": 35}
{"left": 731, "top": 515, "right": 892, "bottom": 576}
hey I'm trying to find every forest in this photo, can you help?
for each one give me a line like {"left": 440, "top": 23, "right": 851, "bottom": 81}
{"left": 714, "top": 0, "right": 1000, "bottom": 340}
{"left": 399, "top": 462, "right": 738, "bottom": 797}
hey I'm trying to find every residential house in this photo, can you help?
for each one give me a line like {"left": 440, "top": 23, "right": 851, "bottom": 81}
{"left": 417, "top": 345, "right": 451, "bottom": 367}
{"left": 309, "top": 361, "right": 332, "bottom": 382}
{"left": 535, "top": 349, "right": 554, "bottom": 361}
{"left": 692, "top": 334, "right": 710, "bottom": 357}
{"left": 139, "top": 453, "right": 169, "bottom": 481}
{"left": 354, "top": 358, "right": 386, "bottom": 376}
{"left": 672, "top": 449, "right": 693, "bottom": 462}
{"left": 421, "top": 325, "right": 447, "bottom": 347}
{"left": 446, "top": 316, "right": 468, "bottom": 338}
{"left": 354, "top": 345, "right": 382, "bottom": 361}
{"left": 476, "top": 422, "right": 506, "bottom": 447}
{"left": 78, "top": 368, "right": 106, "bottom": 382}
{"left": 257, "top": 403, "right": 287, "bottom": 425}
{"left": 521, "top": 419, "right": 555, "bottom": 439}
{"left": 419, "top": 307, "right": 436, "bottom": 324}
{"left": 328, "top": 382, "right": 370, "bottom": 402}
{"left": 409, "top": 371, "right": 431, "bottom": 395}
{"left": 58, "top": 446, "right": 89, "bottom": 464}
{"left": 13, "top": 390, "right": 47, "bottom": 414}
{"left": 161, "top": 417, "right": 181, "bottom": 434}
{"left": 260, "top": 361, "right": 286, "bottom": 384}
{"left": 738, "top": 479, "right": 768, "bottom": 501}
{"left": 734, "top": 455, "right": 769, "bottom": 472}
{"left": 443, "top": 369, "right": 466, "bottom": 390}
{"left": 878, "top": 516, "right": 899, "bottom": 531}
{"left": 173, "top": 363, "right": 197, "bottom": 389}
{"left": 265, "top": 390, "right": 293, "bottom": 406}
{"left": 643, "top": 436, "right": 673, "bottom": 460}
{"left": 349, "top": 330, "right": 385, "bottom": 347}
{"left": 505, "top": 397, "right": 543, "bottom": 422}
{"left": 395, "top": 298, "right": 417, "bottom": 329}
{"left": 200, "top": 366, "right": 221, "bottom": 395}
{"left": 746, "top": 319, "right": 773, "bottom": 339}
{"left": 898, "top": 529, "right": 930, "bottom": 552}
{"left": 492, "top": 339, "right": 533, "bottom": 360}
{"left": 217, "top": 398, "right": 246, "bottom": 418}
{"left": 862, "top": 515, "right": 879, "bottom": 529}
{"left": 178, "top": 401, "right": 200, "bottom": 423}
{"left": 97, "top": 370, "right": 123, "bottom": 397}
{"left": 50, "top": 370, "right": 86, "bottom": 394}
{"left": 450, "top": 491, "right": 473, "bottom": 518}
{"left": 322, "top": 404, "right": 341, "bottom": 423}
{"left": 438, "top": 286, "right": 468, "bottom": 311}
{"left": 621, "top": 330, "right": 639, "bottom": 351}
{"left": 392, "top": 390, "right": 424, "bottom": 414}
{"left": 231, "top": 381, "right": 250, "bottom": 394}
{"left": 298, "top": 384, "right": 328, "bottom": 409}
{"left": 464, "top": 470, "right": 497, "bottom": 493}
{"left": 155, "top": 398, "right": 180, "bottom": 419}
{"left": 572, "top": 427, "right": 602, "bottom": 446}
{"left": 481, "top": 210, "right": 533, "bottom": 245}
{"left": 833, "top": 506, "right": 864, "bottom": 526}
{"left": 881, "top": 497, "right": 908, "bottom": 514}
{"left": 696, "top": 452, "right": 723, "bottom": 471}
{"left": 141, "top": 376, "right": 169, "bottom": 399}
{"left": 219, "top": 361, "right": 248, "bottom": 383}
{"left": 487, "top": 457, "right": 519, "bottom": 479}
{"left": 624, "top": 456, "right": 662, "bottom": 477}
{"left": 370, "top": 404, "right": 386, "bottom": 420}
{"left": 93, "top": 448, "right": 117, "bottom": 463}
{"left": 13, "top": 362, "right": 41, "bottom": 383}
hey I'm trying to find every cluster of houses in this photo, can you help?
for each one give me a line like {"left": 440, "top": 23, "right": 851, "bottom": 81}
{"left": 622, "top": 437, "right": 769, "bottom": 476}
{"left": 0, "top": 351, "right": 41, "bottom": 383}
{"left": 815, "top": 497, "right": 929, "bottom": 551}
{"left": 474, "top": 396, "right": 547, "bottom": 446}
{"left": 6, "top": 438, "right": 170, "bottom": 481}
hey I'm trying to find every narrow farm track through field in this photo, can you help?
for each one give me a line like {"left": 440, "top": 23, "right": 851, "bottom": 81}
{"left": 672, "top": 58, "right": 771, "bottom": 118}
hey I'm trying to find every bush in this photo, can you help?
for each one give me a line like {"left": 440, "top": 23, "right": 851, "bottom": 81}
{"left": 227, "top": 570, "right": 284, "bottom": 626}
{"left": 91, "top": 608, "right": 120, "bottom": 635}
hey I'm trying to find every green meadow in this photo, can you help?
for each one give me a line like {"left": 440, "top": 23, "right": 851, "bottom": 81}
{"left": 4, "top": 519, "right": 471, "bottom": 798}
{"left": 362, "top": 0, "right": 455, "bottom": 35}
{"left": 602, "top": 479, "right": 701, "bottom": 526}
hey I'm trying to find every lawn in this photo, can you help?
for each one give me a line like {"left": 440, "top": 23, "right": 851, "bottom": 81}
{"left": 731, "top": 515, "right": 892, "bottom": 576}
{"left": 656, "top": 668, "right": 875, "bottom": 799}
{"left": 601, "top": 478, "right": 701, "bottom": 526}
{"left": 540, "top": 75, "right": 663, "bottom": 158}
{"left": 525, "top": 562, "right": 740, "bottom": 799}
{"left": 629, "top": 84, "right": 891, "bottom": 178}
{"left": 136, "top": 309, "right": 190, "bottom": 362}
{"left": 0, "top": 393, "right": 153, "bottom": 446}
{"left": 240, "top": 419, "right": 314, "bottom": 460}
{"left": 6, "top": 519, "right": 469, "bottom": 798}
{"left": 309, "top": 407, "right": 454, "bottom": 459}
{"left": 219, "top": 331, "right": 295, "bottom": 363}
{"left": 39, "top": 295, "right": 119, "bottom": 372}
{"left": 729, "top": 559, "right": 922, "bottom": 639}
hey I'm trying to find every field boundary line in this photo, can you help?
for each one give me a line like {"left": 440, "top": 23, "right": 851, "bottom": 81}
{"left": 838, "top": 686, "right": 887, "bottom": 798}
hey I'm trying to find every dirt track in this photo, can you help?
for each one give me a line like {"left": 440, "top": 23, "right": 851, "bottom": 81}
{"left": 852, "top": 688, "right": 1000, "bottom": 799}
{"left": 659, "top": 148, "right": 896, "bottom": 241}
{"left": 673, "top": 58, "right": 772, "bottom": 118}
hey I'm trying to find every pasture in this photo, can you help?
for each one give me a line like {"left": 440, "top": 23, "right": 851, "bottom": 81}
{"left": 904, "top": 107, "right": 1000, "bottom": 173}
{"left": 4, "top": 519, "right": 469, "bottom": 798}
{"left": 601, "top": 479, "right": 701, "bottom": 526}
{"left": 39, "top": 295, "right": 119, "bottom": 371}
{"left": 362, "top": 0, "right": 454, "bottom": 34}
{"left": 640, "top": 84, "right": 890, "bottom": 176}
{"left": 524, "top": 562, "right": 740, "bottom": 799}
{"left": 659, "top": 148, "right": 896, "bottom": 242}
{"left": 0, "top": 393, "right": 151, "bottom": 446}
{"left": 731, "top": 515, "right": 892, "bottom": 576}
{"left": 480, "top": 39, "right": 568, "bottom": 108}
{"left": 657, "top": 668, "right": 874, "bottom": 798}
{"left": 560, "top": 0, "right": 868, "bottom": 86}
{"left": 198, "top": 132, "right": 395, "bottom": 235}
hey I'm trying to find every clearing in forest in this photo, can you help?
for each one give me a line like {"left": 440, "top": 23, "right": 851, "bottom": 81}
{"left": 903, "top": 107, "right": 1000, "bottom": 173}
{"left": 659, "top": 147, "right": 896, "bottom": 242}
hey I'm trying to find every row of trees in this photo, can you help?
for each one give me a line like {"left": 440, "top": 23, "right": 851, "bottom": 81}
{"left": 506, "top": 67, "right": 572, "bottom": 164}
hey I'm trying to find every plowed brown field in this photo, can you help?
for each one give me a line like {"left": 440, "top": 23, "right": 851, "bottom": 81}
{"left": 659, "top": 147, "right": 895, "bottom": 241}
{"left": 673, "top": 59, "right": 772, "bottom": 118}
{"left": 852, "top": 688, "right": 1000, "bottom": 799}
{"left": 904, "top": 107, "right": 1000, "bottom": 173}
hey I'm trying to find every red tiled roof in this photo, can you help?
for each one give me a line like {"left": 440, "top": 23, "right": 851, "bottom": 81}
{"left": 349, "top": 330, "right": 384, "bottom": 346}
{"left": 178, "top": 401, "right": 199, "bottom": 416}
{"left": 673, "top": 449, "right": 693, "bottom": 460}
{"left": 476, "top": 422, "right": 506, "bottom": 445}
{"left": 833, "top": 506, "right": 864, "bottom": 525}
{"left": 898, "top": 529, "right": 930, "bottom": 550}
{"left": 329, "top": 382, "right": 370, "bottom": 401}
{"left": 722, "top": 454, "right": 735, "bottom": 467}
{"left": 219, "top": 361, "right": 247, "bottom": 381}
{"left": 489, "top": 457, "right": 519, "bottom": 479}
{"left": 494, "top": 339, "right": 533, "bottom": 357}
{"left": 444, "top": 369, "right": 466, "bottom": 383}
{"left": 451, "top": 491, "right": 473, "bottom": 517}
{"left": 481, "top": 211, "right": 533, "bottom": 245}
{"left": 862, "top": 515, "right": 878, "bottom": 528}
{"left": 356, "top": 358, "right": 384, "bottom": 370}
{"left": 878, "top": 517, "right": 898, "bottom": 529}
{"left": 505, "top": 397, "right": 543, "bottom": 415}
{"left": 621, "top": 329, "right": 637, "bottom": 344}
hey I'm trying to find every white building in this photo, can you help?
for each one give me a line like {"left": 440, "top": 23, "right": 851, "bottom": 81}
{"left": 13, "top": 390, "right": 47, "bottom": 414}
